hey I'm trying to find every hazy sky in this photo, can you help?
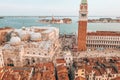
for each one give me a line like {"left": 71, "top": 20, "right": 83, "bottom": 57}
{"left": 0, "top": 0, "right": 120, "bottom": 16}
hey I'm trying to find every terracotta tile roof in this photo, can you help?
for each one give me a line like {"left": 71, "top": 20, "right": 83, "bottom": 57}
{"left": 56, "top": 65, "right": 69, "bottom": 80}
{"left": 32, "top": 72, "right": 41, "bottom": 80}
{"left": 85, "top": 65, "right": 93, "bottom": 74}
{"left": 0, "top": 68, "right": 4, "bottom": 79}
{"left": 0, "top": 62, "right": 56, "bottom": 80}
{"left": 44, "top": 62, "right": 54, "bottom": 71}
{"left": 36, "top": 63, "right": 44, "bottom": 69}
{"left": 111, "top": 77, "right": 120, "bottom": 80}
{"left": 56, "top": 59, "right": 66, "bottom": 64}
{"left": 42, "top": 71, "right": 56, "bottom": 80}
{"left": 1, "top": 67, "right": 32, "bottom": 80}
{"left": 57, "top": 72, "right": 69, "bottom": 80}
{"left": 87, "top": 31, "right": 120, "bottom": 36}
{"left": 35, "top": 62, "right": 54, "bottom": 72}
{"left": 57, "top": 65, "right": 68, "bottom": 74}
{"left": 32, "top": 62, "right": 56, "bottom": 80}
{"left": 32, "top": 70, "right": 55, "bottom": 80}
{"left": 74, "top": 57, "right": 120, "bottom": 79}
{"left": 75, "top": 76, "right": 86, "bottom": 80}
{"left": 93, "top": 69, "right": 102, "bottom": 76}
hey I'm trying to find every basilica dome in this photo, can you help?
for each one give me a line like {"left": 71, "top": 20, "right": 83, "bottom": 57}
{"left": 30, "top": 32, "right": 41, "bottom": 41}
{"left": 15, "top": 28, "right": 30, "bottom": 41}
{"left": 10, "top": 36, "right": 21, "bottom": 45}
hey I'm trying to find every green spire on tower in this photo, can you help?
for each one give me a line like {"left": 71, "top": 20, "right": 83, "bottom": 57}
{"left": 81, "top": 0, "right": 87, "bottom": 4}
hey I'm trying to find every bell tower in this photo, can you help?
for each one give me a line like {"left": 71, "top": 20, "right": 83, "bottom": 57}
{"left": 78, "top": 0, "right": 88, "bottom": 51}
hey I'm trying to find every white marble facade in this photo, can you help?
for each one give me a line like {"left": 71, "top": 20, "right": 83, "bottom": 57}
{"left": 0, "top": 26, "right": 59, "bottom": 67}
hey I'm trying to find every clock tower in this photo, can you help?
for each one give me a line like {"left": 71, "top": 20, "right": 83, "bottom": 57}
{"left": 78, "top": 0, "right": 88, "bottom": 51}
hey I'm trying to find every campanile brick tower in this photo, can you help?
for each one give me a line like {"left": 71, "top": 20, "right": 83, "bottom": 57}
{"left": 78, "top": 0, "right": 88, "bottom": 51}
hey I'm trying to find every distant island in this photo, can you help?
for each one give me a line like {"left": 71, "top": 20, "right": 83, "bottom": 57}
{"left": 39, "top": 16, "right": 72, "bottom": 24}
{"left": 88, "top": 18, "right": 120, "bottom": 23}
{"left": 0, "top": 16, "right": 4, "bottom": 19}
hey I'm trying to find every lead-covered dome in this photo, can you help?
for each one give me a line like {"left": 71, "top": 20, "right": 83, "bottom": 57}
{"left": 15, "top": 28, "right": 30, "bottom": 41}
{"left": 30, "top": 32, "right": 41, "bottom": 41}
{"left": 10, "top": 36, "right": 21, "bottom": 45}
{"left": 10, "top": 32, "right": 21, "bottom": 45}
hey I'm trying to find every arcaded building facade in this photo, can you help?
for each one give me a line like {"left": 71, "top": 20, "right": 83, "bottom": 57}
{"left": 87, "top": 31, "right": 120, "bottom": 49}
{"left": 0, "top": 26, "right": 59, "bottom": 67}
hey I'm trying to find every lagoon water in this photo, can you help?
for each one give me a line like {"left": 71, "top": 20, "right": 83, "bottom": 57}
{"left": 0, "top": 16, "right": 120, "bottom": 34}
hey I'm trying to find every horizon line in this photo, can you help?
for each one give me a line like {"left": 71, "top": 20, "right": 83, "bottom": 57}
{"left": 0, "top": 16, "right": 119, "bottom": 17}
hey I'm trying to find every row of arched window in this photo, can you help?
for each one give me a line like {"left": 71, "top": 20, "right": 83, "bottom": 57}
{"left": 87, "top": 40, "right": 120, "bottom": 45}
{"left": 87, "top": 36, "right": 120, "bottom": 41}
